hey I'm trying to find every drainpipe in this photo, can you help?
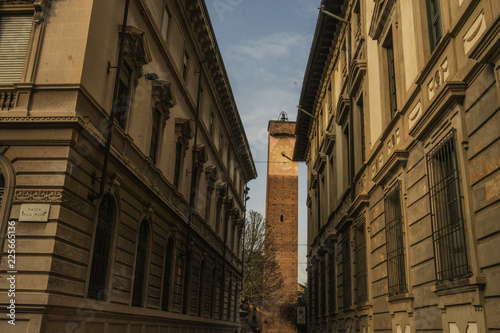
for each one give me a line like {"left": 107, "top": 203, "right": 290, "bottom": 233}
{"left": 88, "top": 0, "right": 130, "bottom": 202}
{"left": 221, "top": 148, "right": 231, "bottom": 320}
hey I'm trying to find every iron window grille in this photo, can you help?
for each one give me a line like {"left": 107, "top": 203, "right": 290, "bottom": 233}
{"left": 88, "top": 195, "right": 114, "bottom": 301}
{"left": 384, "top": 181, "right": 407, "bottom": 296}
{"left": 328, "top": 252, "right": 336, "bottom": 314}
{"left": 198, "top": 260, "right": 205, "bottom": 316}
{"left": 427, "top": 129, "right": 469, "bottom": 282}
{"left": 132, "top": 220, "right": 149, "bottom": 307}
{"left": 355, "top": 222, "right": 368, "bottom": 304}
{"left": 320, "top": 256, "right": 326, "bottom": 316}
{"left": 342, "top": 233, "right": 351, "bottom": 310}
{"left": 161, "top": 238, "right": 174, "bottom": 311}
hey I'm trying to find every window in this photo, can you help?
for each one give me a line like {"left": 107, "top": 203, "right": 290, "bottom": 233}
{"left": 198, "top": 259, "right": 206, "bottom": 316}
{"left": 357, "top": 96, "right": 366, "bottom": 165}
{"left": 88, "top": 195, "right": 115, "bottom": 301}
{"left": 160, "top": 5, "right": 171, "bottom": 41}
{"left": 182, "top": 250, "right": 192, "bottom": 314}
{"left": 328, "top": 252, "right": 336, "bottom": 314}
{"left": 280, "top": 215, "right": 283, "bottom": 222}
{"left": 0, "top": 15, "right": 32, "bottom": 84}
{"left": 355, "top": 222, "right": 368, "bottom": 304}
{"left": 174, "top": 141, "right": 183, "bottom": 188}
{"left": 183, "top": 51, "right": 189, "bottom": 80}
{"left": 215, "top": 197, "right": 223, "bottom": 235}
{"left": 384, "top": 32, "right": 398, "bottom": 119}
{"left": 210, "top": 268, "right": 217, "bottom": 318}
{"left": 116, "top": 62, "right": 133, "bottom": 129}
{"left": 209, "top": 111, "right": 214, "bottom": 136}
{"left": 161, "top": 237, "right": 174, "bottom": 311}
{"left": 426, "top": 0, "right": 443, "bottom": 52}
{"left": 227, "top": 279, "right": 232, "bottom": 320}
{"left": 427, "top": 129, "right": 468, "bottom": 282}
{"left": 219, "top": 275, "right": 225, "bottom": 319}
{"left": 132, "top": 220, "right": 150, "bottom": 307}
{"left": 219, "top": 133, "right": 224, "bottom": 152}
{"left": 320, "top": 256, "right": 326, "bottom": 316}
{"left": 314, "top": 265, "right": 319, "bottom": 318}
{"left": 384, "top": 181, "right": 407, "bottom": 296}
{"left": 342, "top": 233, "right": 351, "bottom": 310}
{"left": 149, "top": 107, "right": 162, "bottom": 163}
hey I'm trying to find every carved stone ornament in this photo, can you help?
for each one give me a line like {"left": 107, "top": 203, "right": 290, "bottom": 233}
{"left": 152, "top": 80, "right": 176, "bottom": 122}
{"left": 121, "top": 26, "right": 153, "bottom": 86}
{"left": 174, "top": 118, "right": 192, "bottom": 153}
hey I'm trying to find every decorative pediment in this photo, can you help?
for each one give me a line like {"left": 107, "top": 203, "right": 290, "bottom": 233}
{"left": 121, "top": 26, "right": 152, "bottom": 85}
{"left": 325, "top": 132, "right": 336, "bottom": 155}
{"left": 313, "top": 152, "right": 328, "bottom": 174}
{"left": 204, "top": 165, "right": 218, "bottom": 183}
{"left": 174, "top": 118, "right": 192, "bottom": 149}
{"left": 215, "top": 182, "right": 226, "bottom": 198}
{"left": 348, "top": 58, "right": 367, "bottom": 94}
{"left": 335, "top": 94, "right": 350, "bottom": 126}
{"left": 310, "top": 171, "right": 318, "bottom": 190}
{"left": 152, "top": 80, "right": 176, "bottom": 121}
{"left": 368, "top": 0, "right": 396, "bottom": 40}
{"left": 194, "top": 144, "right": 207, "bottom": 168}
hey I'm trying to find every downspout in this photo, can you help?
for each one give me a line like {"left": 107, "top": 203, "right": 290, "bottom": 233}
{"left": 88, "top": 0, "right": 130, "bottom": 202}
{"left": 182, "top": 59, "right": 204, "bottom": 314}
{"left": 221, "top": 149, "right": 231, "bottom": 320}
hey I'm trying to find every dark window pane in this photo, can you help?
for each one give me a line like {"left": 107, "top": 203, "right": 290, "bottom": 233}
{"left": 132, "top": 221, "right": 149, "bottom": 307}
{"left": 88, "top": 195, "right": 114, "bottom": 301}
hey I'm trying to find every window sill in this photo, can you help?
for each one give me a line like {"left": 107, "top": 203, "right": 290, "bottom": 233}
{"left": 387, "top": 292, "right": 414, "bottom": 303}
{"left": 431, "top": 276, "right": 485, "bottom": 295}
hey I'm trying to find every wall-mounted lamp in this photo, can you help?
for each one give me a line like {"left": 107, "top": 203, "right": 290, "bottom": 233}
{"left": 319, "top": 5, "right": 348, "bottom": 24}
{"left": 145, "top": 73, "right": 159, "bottom": 80}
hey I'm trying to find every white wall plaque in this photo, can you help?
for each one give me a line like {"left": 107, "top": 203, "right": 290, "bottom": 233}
{"left": 19, "top": 204, "right": 51, "bottom": 222}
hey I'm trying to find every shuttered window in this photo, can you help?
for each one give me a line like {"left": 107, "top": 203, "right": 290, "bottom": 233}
{"left": 0, "top": 15, "right": 32, "bottom": 84}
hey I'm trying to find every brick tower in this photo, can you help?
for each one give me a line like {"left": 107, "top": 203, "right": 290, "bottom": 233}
{"left": 263, "top": 113, "right": 298, "bottom": 333}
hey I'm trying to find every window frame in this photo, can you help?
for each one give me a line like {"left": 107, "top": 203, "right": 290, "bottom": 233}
{"left": 161, "top": 236, "right": 175, "bottom": 311}
{"left": 149, "top": 106, "right": 162, "bottom": 163}
{"left": 426, "top": 129, "right": 469, "bottom": 282}
{"left": 342, "top": 231, "right": 352, "bottom": 310}
{"left": 355, "top": 220, "right": 368, "bottom": 304}
{"left": 87, "top": 194, "right": 116, "bottom": 301}
{"left": 426, "top": 0, "right": 443, "bottom": 52}
{"left": 160, "top": 3, "right": 171, "bottom": 41}
{"left": 132, "top": 220, "right": 151, "bottom": 307}
{"left": 384, "top": 181, "right": 407, "bottom": 296}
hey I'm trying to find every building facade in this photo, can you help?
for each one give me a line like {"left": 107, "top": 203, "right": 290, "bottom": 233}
{"left": 0, "top": 0, "right": 256, "bottom": 332}
{"left": 263, "top": 117, "right": 299, "bottom": 333}
{"left": 294, "top": 0, "right": 500, "bottom": 332}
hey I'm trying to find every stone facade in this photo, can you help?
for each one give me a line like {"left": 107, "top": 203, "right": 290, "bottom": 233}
{"left": 263, "top": 120, "right": 298, "bottom": 333}
{"left": 294, "top": 0, "right": 500, "bottom": 333}
{"left": 0, "top": 0, "right": 256, "bottom": 332}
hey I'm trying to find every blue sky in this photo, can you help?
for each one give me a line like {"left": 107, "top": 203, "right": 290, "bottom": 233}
{"left": 206, "top": 0, "right": 320, "bottom": 284}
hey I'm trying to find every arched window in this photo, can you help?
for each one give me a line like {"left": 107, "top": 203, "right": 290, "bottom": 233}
{"left": 210, "top": 267, "right": 217, "bottom": 318}
{"left": 227, "top": 279, "right": 232, "bottom": 320}
{"left": 132, "top": 220, "right": 150, "bottom": 307}
{"left": 182, "top": 249, "right": 192, "bottom": 314}
{"left": 88, "top": 195, "right": 115, "bottom": 301}
{"left": 161, "top": 237, "right": 174, "bottom": 311}
{"left": 197, "top": 259, "right": 206, "bottom": 316}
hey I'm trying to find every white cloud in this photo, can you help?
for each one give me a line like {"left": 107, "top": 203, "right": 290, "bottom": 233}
{"left": 227, "top": 32, "right": 310, "bottom": 61}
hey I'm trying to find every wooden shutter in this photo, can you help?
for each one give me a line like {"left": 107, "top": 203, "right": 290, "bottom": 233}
{"left": 0, "top": 15, "right": 32, "bottom": 84}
